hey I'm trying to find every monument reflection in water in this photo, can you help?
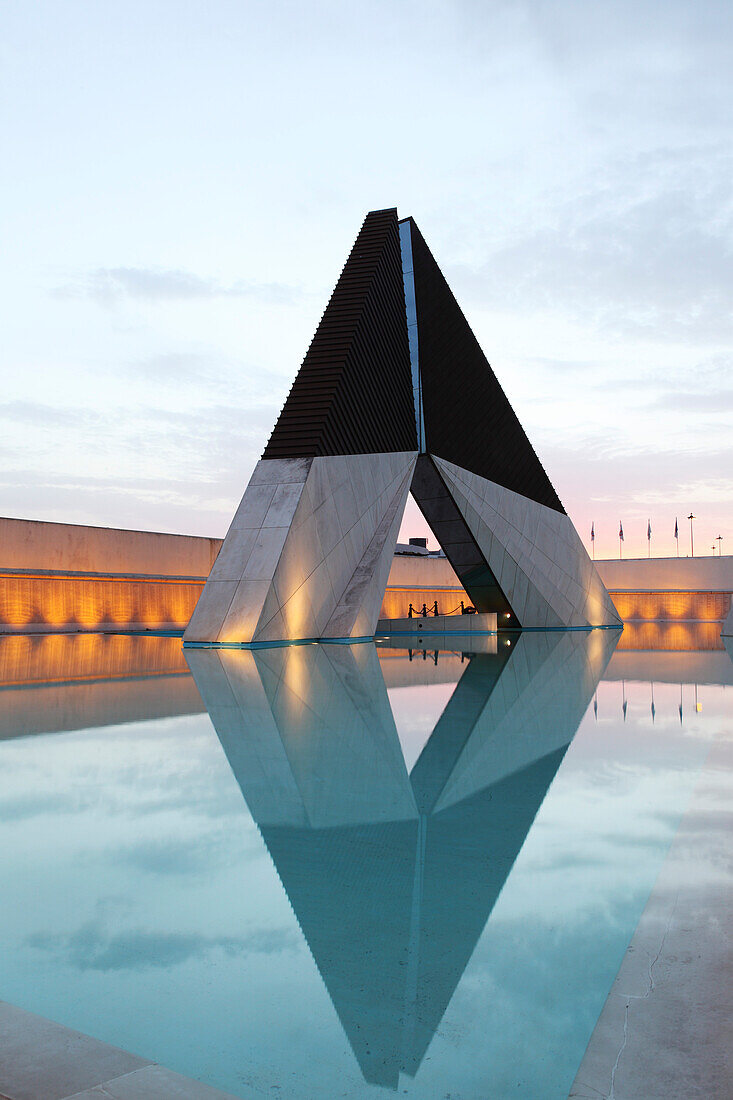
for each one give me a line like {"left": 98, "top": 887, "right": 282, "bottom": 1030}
{"left": 186, "top": 629, "right": 617, "bottom": 1090}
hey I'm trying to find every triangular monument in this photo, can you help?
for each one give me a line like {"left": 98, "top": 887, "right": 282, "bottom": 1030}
{"left": 185, "top": 208, "right": 620, "bottom": 644}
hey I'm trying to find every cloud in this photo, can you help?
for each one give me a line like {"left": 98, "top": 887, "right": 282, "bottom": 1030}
{"left": 0, "top": 790, "right": 101, "bottom": 821}
{"left": 0, "top": 401, "right": 101, "bottom": 429}
{"left": 116, "top": 832, "right": 253, "bottom": 876}
{"left": 542, "top": 439, "right": 733, "bottom": 525}
{"left": 650, "top": 389, "right": 733, "bottom": 413}
{"left": 0, "top": 399, "right": 279, "bottom": 534}
{"left": 26, "top": 920, "right": 300, "bottom": 971}
{"left": 53, "top": 267, "right": 300, "bottom": 306}
{"left": 451, "top": 146, "right": 733, "bottom": 343}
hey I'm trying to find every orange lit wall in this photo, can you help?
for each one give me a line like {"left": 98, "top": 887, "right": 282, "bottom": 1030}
{"left": 379, "top": 586, "right": 467, "bottom": 619}
{"left": 608, "top": 590, "right": 731, "bottom": 623}
{"left": 2, "top": 574, "right": 730, "bottom": 634}
{"left": 0, "top": 570, "right": 205, "bottom": 633}
{"left": 380, "top": 586, "right": 731, "bottom": 624}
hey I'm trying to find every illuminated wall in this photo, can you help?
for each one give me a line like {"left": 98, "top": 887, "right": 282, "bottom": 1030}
{"left": 610, "top": 590, "right": 731, "bottom": 623}
{"left": 0, "top": 516, "right": 730, "bottom": 633}
{"left": 0, "top": 570, "right": 205, "bottom": 633}
{"left": 379, "top": 585, "right": 467, "bottom": 619}
{"left": 0, "top": 517, "right": 217, "bottom": 634}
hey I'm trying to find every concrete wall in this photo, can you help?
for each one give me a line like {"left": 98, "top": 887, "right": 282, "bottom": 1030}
{"left": 1, "top": 517, "right": 731, "bottom": 634}
{"left": 0, "top": 517, "right": 220, "bottom": 633}
{"left": 387, "top": 555, "right": 460, "bottom": 587}
{"left": 382, "top": 555, "right": 465, "bottom": 619}
{"left": 610, "top": 590, "right": 730, "bottom": 622}
{"left": 0, "top": 516, "right": 221, "bottom": 577}
{"left": 0, "top": 572, "right": 205, "bottom": 634}
{"left": 595, "top": 555, "right": 733, "bottom": 592}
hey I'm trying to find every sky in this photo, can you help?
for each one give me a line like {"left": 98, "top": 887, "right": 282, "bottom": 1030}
{"left": 1, "top": 0, "right": 731, "bottom": 560}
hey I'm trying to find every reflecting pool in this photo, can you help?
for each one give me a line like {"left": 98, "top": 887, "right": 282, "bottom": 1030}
{"left": 0, "top": 628, "right": 730, "bottom": 1098}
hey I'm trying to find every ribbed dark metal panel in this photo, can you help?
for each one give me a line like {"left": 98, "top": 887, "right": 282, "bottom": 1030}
{"left": 406, "top": 218, "right": 565, "bottom": 513}
{"left": 263, "top": 209, "right": 417, "bottom": 458}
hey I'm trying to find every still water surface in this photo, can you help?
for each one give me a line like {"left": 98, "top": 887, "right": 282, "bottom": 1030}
{"left": 0, "top": 628, "right": 730, "bottom": 1098}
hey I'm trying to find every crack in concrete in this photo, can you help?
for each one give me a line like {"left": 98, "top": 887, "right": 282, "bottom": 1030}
{"left": 608, "top": 999, "right": 630, "bottom": 1100}
{"left": 606, "top": 893, "right": 679, "bottom": 1098}
{"left": 645, "top": 893, "right": 678, "bottom": 997}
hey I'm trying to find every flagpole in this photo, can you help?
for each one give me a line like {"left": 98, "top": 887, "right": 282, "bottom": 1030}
{"left": 688, "top": 513, "right": 695, "bottom": 558}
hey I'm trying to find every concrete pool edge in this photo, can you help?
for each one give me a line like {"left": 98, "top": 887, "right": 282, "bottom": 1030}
{"left": 567, "top": 737, "right": 733, "bottom": 1099}
{"left": 0, "top": 1000, "right": 245, "bottom": 1100}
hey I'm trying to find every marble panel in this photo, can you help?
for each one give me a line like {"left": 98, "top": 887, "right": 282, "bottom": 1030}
{"left": 499, "top": 553, "right": 518, "bottom": 595}
{"left": 229, "top": 481, "right": 277, "bottom": 530}
{"left": 249, "top": 457, "right": 312, "bottom": 484}
{"left": 431, "top": 518, "right": 471, "bottom": 544}
{"left": 207, "top": 528, "right": 258, "bottom": 582}
{"left": 346, "top": 454, "right": 370, "bottom": 507}
{"left": 475, "top": 520, "right": 494, "bottom": 563}
{"left": 184, "top": 579, "right": 238, "bottom": 641}
{"left": 256, "top": 607, "right": 297, "bottom": 644}
{"left": 272, "top": 519, "right": 322, "bottom": 607}
{"left": 242, "top": 527, "right": 289, "bottom": 581}
{"left": 298, "top": 559, "right": 336, "bottom": 634}
{"left": 262, "top": 481, "right": 305, "bottom": 528}
{"left": 252, "top": 585, "right": 282, "bottom": 637}
{"left": 330, "top": 478, "right": 360, "bottom": 535}
{"left": 416, "top": 493, "right": 459, "bottom": 523}
{"left": 313, "top": 497, "right": 343, "bottom": 559}
{"left": 510, "top": 565, "right": 531, "bottom": 622}
{"left": 488, "top": 538, "right": 506, "bottom": 579}
{"left": 305, "top": 458, "right": 334, "bottom": 510}
{"left": 218, "top": 578, "right": 271, "bottom": 642}
{"left": 448, "top": 541, "right": 483, "bottom": 569}
{"left": 323, "top": 536, "right": 353, "bottom": 598}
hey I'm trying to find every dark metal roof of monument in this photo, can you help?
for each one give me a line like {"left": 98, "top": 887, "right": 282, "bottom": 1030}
{"left": 262, "top": 206, "right": 565, "bottom": 515}
{"left": 263, "top": 208, "right": 417, "bottom": 458}
{"left": 404, "top": 217, "right": 565, "bottom": 514}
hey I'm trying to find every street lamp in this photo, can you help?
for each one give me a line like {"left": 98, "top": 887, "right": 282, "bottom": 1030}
{"left": 716, "top": 535, "right": 723, "bottom": 556}
{"left": 688, "top": 513, "right": 696, "bottom": 557}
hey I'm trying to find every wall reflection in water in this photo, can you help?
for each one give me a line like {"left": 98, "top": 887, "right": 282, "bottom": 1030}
{"left": 186, "top": 630, "right": 617, "bottom": 1089}
{"left": 0, "top": 632, "right": 201, "bottom": 740}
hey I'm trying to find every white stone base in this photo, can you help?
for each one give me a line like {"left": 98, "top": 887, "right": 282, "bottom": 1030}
{"left": 184, "top": 452, "right": 417, "bottom": 644}
{"left": 376, "top": 612, "right": 497, "bottom": 634}
{"left": 430, "top": 456, "right": 622, "bottom": 629}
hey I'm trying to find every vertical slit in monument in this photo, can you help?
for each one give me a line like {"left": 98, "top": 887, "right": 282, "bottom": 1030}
{"left": 410, "top": 455, "right": 519, "bottom": 625}
{"left": 399, "top": 217, "right": 425, "bottom": 452}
